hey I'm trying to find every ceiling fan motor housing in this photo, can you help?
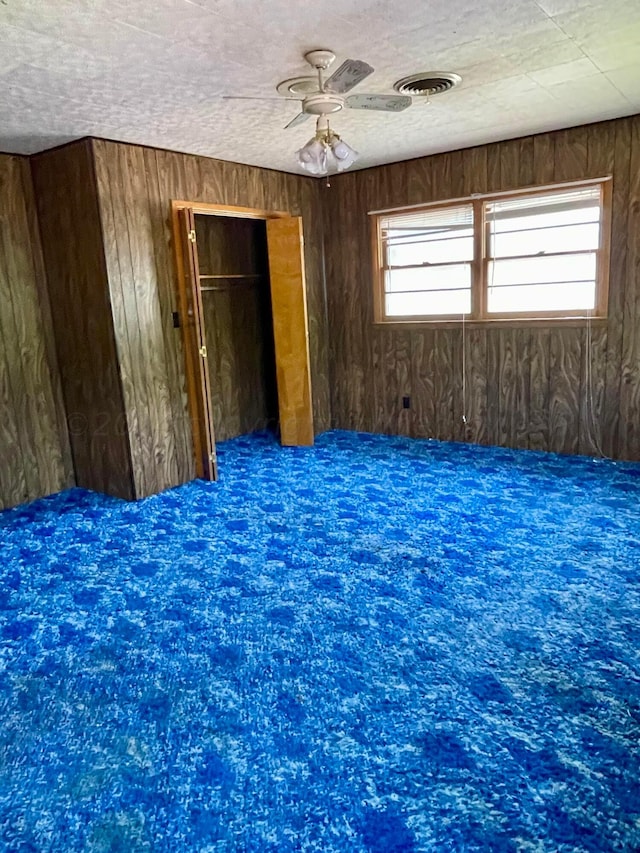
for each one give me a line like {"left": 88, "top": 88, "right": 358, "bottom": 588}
{"left": 302, "top": 93, "right": 344, "bottom": 115}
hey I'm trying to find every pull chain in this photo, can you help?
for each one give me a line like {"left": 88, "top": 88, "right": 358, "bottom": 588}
{"left": 462, "top": 310, "right": 467, "bottom": 426}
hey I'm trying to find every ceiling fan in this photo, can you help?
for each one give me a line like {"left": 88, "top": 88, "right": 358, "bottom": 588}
{"left": 224, "top": 49, "right": 412, "bottom": 129}
{"left": 223, "top": 49, "right": 412, "bottom": 174}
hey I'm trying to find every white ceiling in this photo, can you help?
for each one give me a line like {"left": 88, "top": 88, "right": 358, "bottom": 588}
{"left": 1, "top": 0, "right": 639, "bottom": 174}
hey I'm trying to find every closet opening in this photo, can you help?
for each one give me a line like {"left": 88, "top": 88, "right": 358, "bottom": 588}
{"left": 172, "top": 202, "right": 314, "bottom": 482}
{"left": 195, "top": 214, "right": 279, "bottom": 444}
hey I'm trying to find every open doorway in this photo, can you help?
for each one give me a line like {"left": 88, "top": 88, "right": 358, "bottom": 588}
{"left": 172, "top": 202, "right": 314, "bottom": 481}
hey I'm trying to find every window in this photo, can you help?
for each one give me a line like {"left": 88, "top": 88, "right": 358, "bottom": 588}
{"left": 373, "top": 180, "right": 611, "bottom": 323}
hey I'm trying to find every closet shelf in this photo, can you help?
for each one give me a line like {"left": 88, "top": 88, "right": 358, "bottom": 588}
{"left": 201, "top": 280, "right": 260, "bottom": 292}
{"left": 198, "top": 273, "right": 263, "bottom": 280}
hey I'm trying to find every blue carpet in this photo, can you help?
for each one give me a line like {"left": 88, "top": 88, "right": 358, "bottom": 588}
{"left": 1, "top": 430, "right": 640, "bottom": 852}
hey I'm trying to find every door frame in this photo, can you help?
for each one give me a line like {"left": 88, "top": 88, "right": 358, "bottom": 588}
{"left": 170, "top": 200, "right": 310, "bottom": 480}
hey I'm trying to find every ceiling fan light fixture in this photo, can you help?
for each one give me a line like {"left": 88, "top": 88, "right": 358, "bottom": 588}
{"left": 330, "top": 136, "right": 358, "bottom": 171}
{"left": 295, "top": 137, "right": 327, "bottom": 175}
{"left": 296, "top": 118, "right": 359, "bottom": 176}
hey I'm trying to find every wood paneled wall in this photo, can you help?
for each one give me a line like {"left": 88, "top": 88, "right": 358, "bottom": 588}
{"left": 0, "top": 154, "right": 73, "bottom": 510}
{"left": 196, "top": 215, "right": 278, "bottom": 441}
{"left": 324, "top": 115, "right": 640, "bottom": 461}
{"left": 31, "top": 141, "right": 135, "bottom": 499}
{"left": 92, "top": 138, "right": 329, "bottom": 498}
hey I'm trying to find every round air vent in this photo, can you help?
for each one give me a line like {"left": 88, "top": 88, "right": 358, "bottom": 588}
{"left": 393, "top": 72, "right": 462, "bottom": 97}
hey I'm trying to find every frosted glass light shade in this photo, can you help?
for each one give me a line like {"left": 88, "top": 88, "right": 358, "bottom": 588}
{"left": 296, "top": 138, "right": 327, "bottom": 175}
{"left": 331, "top": 137, "right": 358, "bottom": 171}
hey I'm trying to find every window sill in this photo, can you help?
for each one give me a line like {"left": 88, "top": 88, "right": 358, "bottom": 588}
{"left": 373, "top": 316, "right": 608, "bottom": 330}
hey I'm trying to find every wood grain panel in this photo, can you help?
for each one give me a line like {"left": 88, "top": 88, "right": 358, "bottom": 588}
{"left": 372, "top": 328, "right": 411, "bottom": 436}
{"left": 518, "top": 138, "right": 535, "bottom": 188}
{"left": 100, "top": 142, "right": 155, "bottom": 497}
{"left": 266, "top": 216, "right": 314, "bottom": 446}
{"left": 325, "top": 115, "right": 638, "bottom": 461}
{"left": 19, "top": 159, "right": 74, "bottom": 490}
{"left": 487, "top": 143, "right": 501, "bottom": 191}
{"left": 30, "top": 141, "right": 134, "bottom": 500}
{"left": 465, "top": 328, "right": 488, "bottom": 445}
{"left": 298, "top": 176, "right": 331, "bottom": 433}
{"left": 406, "top": 157, "right": 433, "bottom": 206}
{"left": 513, "top": 330, "right": 531, "bottom": 450}
{"left": 498, "top": 328, "right": 517, "bottom": 447}
{"left": 0, "top": 285, "right": 26, "bottom": 505}
{"left": 532, "top": 133, "right": 556, "bottom": 185}
{"left": 549, "top": 328, "right": 582, "bottom": 456}
{"left": 95, "top": 141, "right": 181, "bottom": 497}
{"left": 0, "top": 155, "right": 73, "bottom": 509}
{"left": 196, "top": 215, "right": 264, "bottom": 275}
{"left": 618, "top": 116, "right": 640, "bottom": 460}
{"left": 356, "top": 170, "right": 380, "bottom": 429}
{"left": 463, "top": 147, "right": 489, "bottom": 197}
{"left": 330, "top": 172, "right": 368, "bottom": 430}
{"left": 395, "top": 329, "right": 412, "bottom": 437}
{"left": 203, "top": 286, "right": 238, "bottom": 439}
{"left": 601, "top": 118, "right": 631, "bottom": 458}
{"left": 371, "top": 327, "right": 392, "bottom": 434}
{"left": 147, "top": 147, "right": 194, "bottom": 483}
{"left": 411, "top": 329, "right": 437, "bottom": 438}
{"left": 579, "top": 324, "right": 608, "bottom": 456}
{"left": 498, "top": 139, "right": 521, "bottom": 190}
{"left": 528, "top": 329, "right": 551, "bottom": 452}
{"left": 554, "top": 127, "right": 589, "bottom": 183}
{"left": 433, "top": 330, "right": 457, "bottom": 441}
{"left": 486, "top": 330, "right": 501, "bottom": 446}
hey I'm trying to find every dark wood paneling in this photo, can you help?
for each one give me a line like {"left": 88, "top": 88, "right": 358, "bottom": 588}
{"left": 498, "top": 329, "right": 516, "bottom": 447}
{"left": 30, "top": 141, "right": 134, "bottom": 500}
{"left": 410, "top": 329, "right": 437, "bottom": 438}
{"left": 528, "top": 329, "right": 551, "bottom": 452}
{"left": 324, "top": 115, "right": 640, "bottom": 461}
{"left": 146, "top": 148, "right": 194, "bottom": 484}
{"left": 600, "top": 119, "right": 631, "bottom": 458}
{"left": 196, "top": 215, "right": 265, "bottom": 276}
{"left": 0, "top": 155, "right": 73, "bottom": 510}
{"left": 92, "top": 139, "right": 329, "bottom": 496}
{"left": 548, "top": 328, "right": 582, "bottom": 456}
{"left": 618, "top": 117, "right": 640, "bottom": 460}
{"left": 466, "top": 328, "right": 488, "bottom": 445}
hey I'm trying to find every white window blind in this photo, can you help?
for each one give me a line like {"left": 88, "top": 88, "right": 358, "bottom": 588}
{"left": 380, "top": 203, "right": 474, "bottom": 317}
{"left": 485, "top": 185, "right": 602, "bottom": 315}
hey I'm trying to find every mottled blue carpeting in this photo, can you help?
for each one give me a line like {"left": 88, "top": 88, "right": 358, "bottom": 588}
{"left": 1, "top": 430, "right": 640, "bottom": 852}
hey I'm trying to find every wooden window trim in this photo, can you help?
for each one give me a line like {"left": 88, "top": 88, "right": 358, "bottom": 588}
{"left": 372, "top": 177, "right": 612, "bottom": 326}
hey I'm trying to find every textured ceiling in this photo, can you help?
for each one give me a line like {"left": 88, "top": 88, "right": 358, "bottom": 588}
{"left": 1, "top": 0, "right": 639, "bottom": 174}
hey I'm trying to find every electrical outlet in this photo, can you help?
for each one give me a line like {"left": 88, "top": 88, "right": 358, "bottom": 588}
{"left": 402, "top": 396, "right": 411, "bottom": 409}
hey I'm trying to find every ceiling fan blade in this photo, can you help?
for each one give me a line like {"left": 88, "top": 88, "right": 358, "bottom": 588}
{"left": 345, "top": 94, "right": 412, "bottom": 112}
{"left": 222, "top": 95, "right": 301, "bottom": 102}
{"left": 324, "top": 59, "right": 374, "bottom": 94}
{"left": 284, "top": 112, "right": 311, "bottom": 129}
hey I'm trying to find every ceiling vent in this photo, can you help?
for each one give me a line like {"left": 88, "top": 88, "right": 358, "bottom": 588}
{"left": 393, "top": 72, "right": 462, "bottom": 97}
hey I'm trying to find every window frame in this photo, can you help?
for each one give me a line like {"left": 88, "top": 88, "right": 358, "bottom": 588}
{"left": 371, "top": 178, "right": 612, "bottom": 326}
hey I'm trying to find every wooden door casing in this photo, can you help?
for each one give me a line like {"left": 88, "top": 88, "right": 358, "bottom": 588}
{"left": 177, "top": 207, "right": 217, "bottom": 480}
